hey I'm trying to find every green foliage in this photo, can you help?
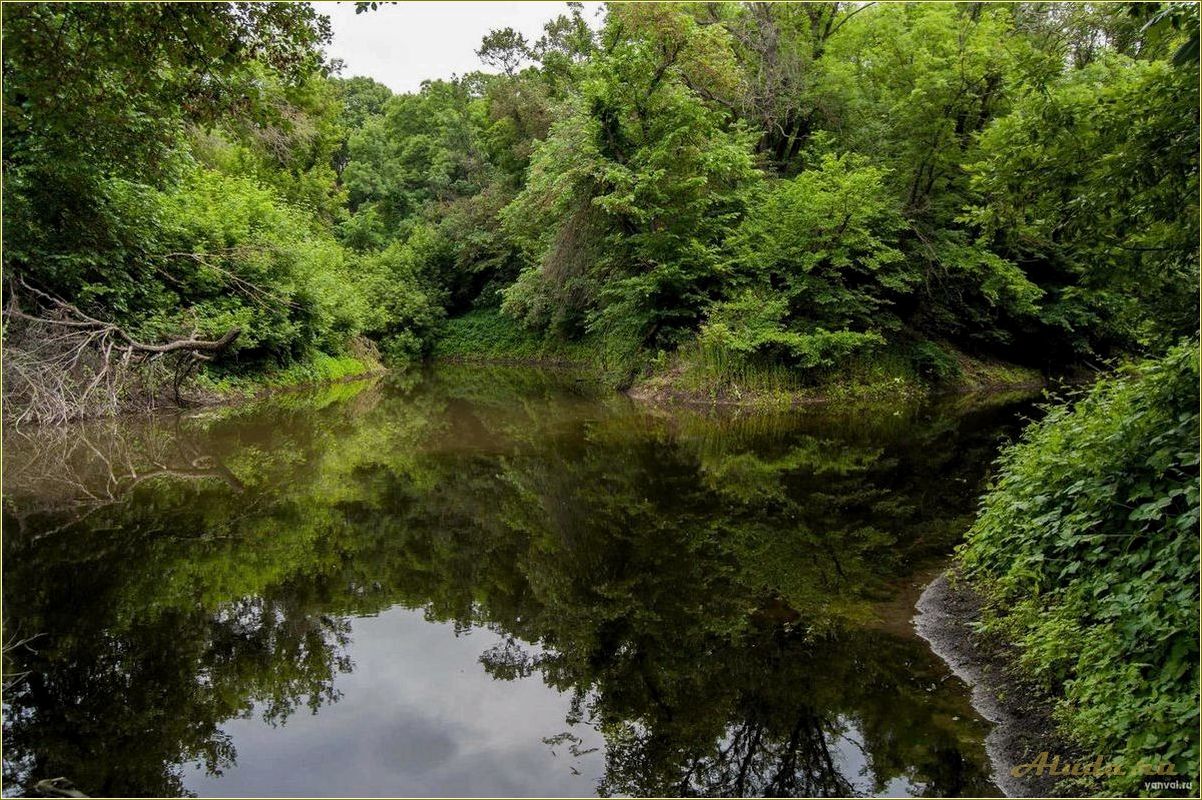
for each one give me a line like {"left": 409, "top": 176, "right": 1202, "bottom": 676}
{"left": 196, "top": 351, "right": 379, "bottom": 398}
{"left": 330, "top": 75, "right": 393, "bottom": 179}
{"left": 152, "top": 167, "right": 366, "bottom": 360}
{"left": 342, "top": 79, "right": 489, "bottom": 235}
{"left": 191, "top": 71, "right": 350, "bottom": 223}
{"left": 908, "top": 340, "right": 962, "bottom": 384}
{"left": 2, "top": 2, "right": 331, "bottom": 176}
{"left": 6, "top": 160, "right": 374, "bottom": 368}
{"left": 648, "top": 337, "right": 935, "bottom": 409}
{"left": 818, "top": 3, "right": 1046, "bottom": 219}
{"left": 2, "top": 2, "right": 441, "bottom": 403}
{"left": 500, "top": 4, "right": 758, "bottom": 350}
{"left": 353, "top": 227, "right": 447, "bottom": 363}
{"left": 698, "top": 291, "right": 887, "bottom": 371}
{"left": 959, "top": 341, "right": 1201, "bottom": 791}
{"left": 1133, "top": 2, "right": 1202, "bottom": 66}
{"left": 718, "top": 154, "right": 908, "bottom": 361}
{"left": 2, "top": 2, "right": 334, "bottom": 289}
{"left": 3, "top": 0, "right": 1198, "bottom": 411}
{"left": 966, "top": 54, "right": 1200, "bottom": 356}
{"left": 435, "top": 308, "right": 562, "bottom": 362}
{"left": 433, "top": 309, "right": 624, "bottom": 378}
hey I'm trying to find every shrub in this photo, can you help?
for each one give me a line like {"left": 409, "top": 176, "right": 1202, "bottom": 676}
{"left": 698, "top": 291, "right": 886, "bottom": 371}
{"left": 354, "top": 227, "right": 446, "bottom": 364}
{"left": 149, "top": 167, "right": 370, "bottom": 363}
{"left": 959, "top": 340, "right": 1200, "bottom": 791}
{"left": 908, "top": 340, "right": 962, "bottom": 384}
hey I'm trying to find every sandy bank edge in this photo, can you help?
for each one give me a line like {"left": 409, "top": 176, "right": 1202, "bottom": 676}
{"left": 914, "top": 571, "right": 1089, "bottom": 798}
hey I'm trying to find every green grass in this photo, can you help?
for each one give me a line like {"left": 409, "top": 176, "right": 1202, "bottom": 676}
{"left": 431, "top": 309, "right": 642, "bottom": 384}
{"left": 195, "top": 349, "right": 382, "bottom": 399}
{"left": 629, "top": 339, "right": 1026, "bottom": 408}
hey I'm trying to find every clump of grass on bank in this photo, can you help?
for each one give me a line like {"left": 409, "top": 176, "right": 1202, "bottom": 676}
{"left": 196, "top": 344, "right": 383, "bottom": 400}
{"left": 635, "top": 341, "right": 810, "bottom": 409}
{"left": 629, "top": 338, "right": 1036, "bottom": 408}
{"left": 958, "top": 340, "right": 1200, "bottom": 793}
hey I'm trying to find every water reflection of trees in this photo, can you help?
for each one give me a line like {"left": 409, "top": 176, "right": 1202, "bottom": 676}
{"left": 3, "top": 368, "right": 1023, "bottom": 797}
{"left": 4, "top": 598, "right": 351, "bottom": 797}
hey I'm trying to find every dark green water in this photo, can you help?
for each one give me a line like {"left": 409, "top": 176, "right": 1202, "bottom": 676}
{"left": 2, "top": 366, "right": 1037, "bottom": 798}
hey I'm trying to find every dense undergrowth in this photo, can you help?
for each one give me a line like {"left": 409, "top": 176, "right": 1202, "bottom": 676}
{"left": 959, "top": 341, "right": 1201, "bottom": 794}
{"left": 193, "top": 344, "right": 383, "bottom": 400}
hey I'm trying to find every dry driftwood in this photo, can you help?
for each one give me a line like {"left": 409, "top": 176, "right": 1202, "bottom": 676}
{"left": 2, "top": 279, "right": 241, "bottom": 426}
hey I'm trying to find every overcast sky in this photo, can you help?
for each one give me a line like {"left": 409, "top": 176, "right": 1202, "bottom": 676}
{"left": 321, "top": 1, "right": 605, "bottom": 94}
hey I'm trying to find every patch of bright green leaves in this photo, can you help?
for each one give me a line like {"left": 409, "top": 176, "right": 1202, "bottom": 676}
{"left": 959, "top": 340, "right": 1200, "bottom": 792}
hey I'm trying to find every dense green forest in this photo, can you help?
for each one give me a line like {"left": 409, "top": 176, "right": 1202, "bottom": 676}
{"left": 3, "top": 1, "right": 1198, "bottom": 419}
{"left": 2, "top": 2, "right": 1199, "bottom": 795}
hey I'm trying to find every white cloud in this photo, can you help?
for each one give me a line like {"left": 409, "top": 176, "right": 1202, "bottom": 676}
{"left": 183, "top": 610, "right": 605, "bottom": 796}
{"left": 320, "top": 1, "right": 605, "bottom": 94}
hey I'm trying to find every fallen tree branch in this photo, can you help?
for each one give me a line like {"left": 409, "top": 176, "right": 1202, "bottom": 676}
{"left": 3, "top": 280, "right": 242, "bottom": 426}
{"left": 11, "top": 278, "right": 241, "bottom": 353}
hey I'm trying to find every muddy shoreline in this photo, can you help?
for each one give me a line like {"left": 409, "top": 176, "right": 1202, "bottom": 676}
{"left": 914, "top": 571, "right": 1093, "bottom": 797}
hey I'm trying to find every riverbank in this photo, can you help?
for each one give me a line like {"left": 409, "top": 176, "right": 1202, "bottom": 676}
{"left": 915, "top": 571, "right": 1093, "bottom": 797}
{"left": 192, "top": 347, "right": 385, "bottom": 404}
{"left": 433, "top": 310, "right": 1049, "bottom": 408}
{"left": 625, "top": 348, "right": 1045, "bottom": 409}
{"left": 1, "top": 328, "right": 1041, "bottom": 426}
{"left": 947, "top": 343, "right": 1200, "bottom": 797}
{"left": 0, "top": 346, "right": 386, "bottom": 429}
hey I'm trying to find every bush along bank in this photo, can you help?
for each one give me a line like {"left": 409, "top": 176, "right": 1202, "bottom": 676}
{"left": 956, "top": 340, "right": 1200, "bottom": 795}
{"left": 191, "top": 338, "right": 386, "bottom": 403}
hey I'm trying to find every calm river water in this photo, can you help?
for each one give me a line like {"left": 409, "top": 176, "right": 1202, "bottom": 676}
{"left": 2, "top": 366, "right": 1038, "bottom": 797}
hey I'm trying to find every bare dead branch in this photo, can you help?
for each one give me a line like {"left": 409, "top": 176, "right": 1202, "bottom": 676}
{"left": 3, "top": 281, "right": 242, "bottom": 426}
